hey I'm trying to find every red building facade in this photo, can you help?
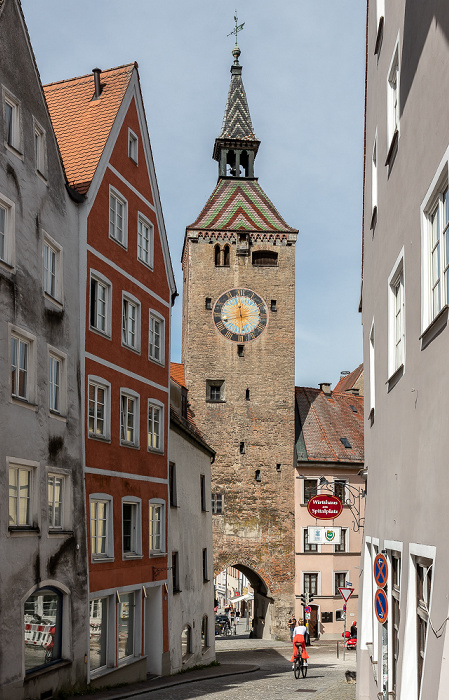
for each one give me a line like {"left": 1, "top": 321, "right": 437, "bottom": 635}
{"left": 45, "top": 64, "right": 176, "bottom": 682}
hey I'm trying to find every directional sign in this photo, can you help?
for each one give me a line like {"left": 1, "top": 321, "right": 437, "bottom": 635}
{"left": 374, "top": 553, "right": 388, "bottom": 589}
{"left": 374, "top": 588, "right": 388, "bottom": 623}
{"left": 304, "top": 605, "right": 311, "bottom": 613}
{"left": 338, "top": 587, "right": 354, "bottom": 602}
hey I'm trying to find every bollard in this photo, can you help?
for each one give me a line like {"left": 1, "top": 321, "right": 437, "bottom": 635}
{"left": 337, "top": 641, "right": 340, "bottom": 658}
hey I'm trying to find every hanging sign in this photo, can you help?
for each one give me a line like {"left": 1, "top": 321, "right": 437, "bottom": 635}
{"left": 307, "top": 495, "right": 343, "bottom": 520}
{"left": 374, "top": 554, "right": 388, "bottom": 589}
{"left": 307, "top": 526, "right": 341, "bottom": 544}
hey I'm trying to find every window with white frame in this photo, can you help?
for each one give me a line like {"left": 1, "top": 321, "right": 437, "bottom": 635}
{"left": 90, "top": 273, "right": 111, "bottom": 335}
{"left": 89, "top": 597, "right": 109, "bottom": 671}
{"left": 0, "top": 191, "right": 15, "bottom": 267}
{"left": 303, "top": 572, "right": 318, "bottom": 596}
{"left": 391, "top": 553, "right": 401, "bottom": 695}
{"left": 334, "top": 528, "right": 348, "bottom": 553}
{"left": 388, "top": 253, "right": 405, "bottom": 376}
{"left": 369, "top": 321, "right": 375, "bottom": 416}
{"left": 304, "top": 528, "right": 317, "bottom": 553}
{"left": 211, "top": 492, "right": 223, "bottom": 514}
{"left": 120, "top": 391, "right": 139, "bottom": 446}
{"left": 90, "top": 494, "right": 113, "bottom": 558}
{"left": 149, "top": 500, "right": 165, "bottom": 554}
{"left": 425, "top": 185, "right": 449, "bottom": 325}
{"left": 128, "top": 129, "right": 138, "bottom": 163}
{"left": 416, "top": 559, "right": 432, "bottom": 694}
{"left": 137, "top": 215, "right": 153, "bottom": 267}
{"left": 118, "top": 591, "right": 135, "bottom": 660}
{"left": 48, "top": 473, "right": 64, "bottom": 529}
{"left": 371, "top": 134, "right": 378, "bottom": 226}
{"left": 334, "top": 571, "right": 348, "bottom": 595}
{"left": 387, "top": 43, "right": 400, "bottom": 153}
{"left": 122, "top": 294, "right": 140, "bottom": 351}
{"left": 88, "top": 379, "right": 110, "bottom": 439}
{"left": 149, "top": 311, "right": 164, "bottom": 364}
{"left": 148, "top": 400, "right": 163, "bottom": 451}
{"left": 122, "top": 498, "right": 141, "bottom": 557}
{"left": 109, "top": 188, "right": 127, "bottom": 247}
{"left": 9, "top": 462, "right": 35, "bottom": 527}
{"left": 10, "top": 326, "right": 35, "bottom": 403}
{"left": 48, "top": 349, "right": 66, "bottom": 415}
{"left": 43, "top": 233, "right": 63, "bottom": 302}
{"left": 34, "top": 119, "right": 46, "bottom": 176}
{"left": 4, "top": 89, "right": 21, "bottom": 152}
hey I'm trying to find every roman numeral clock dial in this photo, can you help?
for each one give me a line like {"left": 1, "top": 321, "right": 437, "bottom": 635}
{"left": 213, "top": 288, "right": 268, "bottom": 342}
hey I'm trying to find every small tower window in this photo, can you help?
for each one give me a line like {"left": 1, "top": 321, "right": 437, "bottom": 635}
{"left": 276, "top": 463, "right": 281, "bottom": 472}
{"left": 245, "top": 388, "right": 250, "bottom": 400}
{"left": 223, "top": 244, "right": 230, "bottom": 267}
{"left": 214, "top": 244, "right": 221, "bottom": 267}
{"left": 255, "top": 470, "right": 261, "bottom": 482}
{"left": 205, "top": 297, "right": 212, "bottom": 310}
{"left": 252, "top": 250, "right": 278, "bottom": 267}
{"left": 237, "top": 345, "right": 244, "bottom": 357}
{"left": 271, "top": 300, "right": 277, "bottom": 312}
{"left": 240, "top": 441, "right": 245, "bottom": 454}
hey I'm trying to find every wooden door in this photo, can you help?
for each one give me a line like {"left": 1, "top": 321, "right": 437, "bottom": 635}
{"left": 308, "top": 605, "right": 319, "bottom": 638}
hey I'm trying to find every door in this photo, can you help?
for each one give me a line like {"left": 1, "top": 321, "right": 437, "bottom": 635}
{"left": 308, "top": 605, "right": 319, "bottom": 638}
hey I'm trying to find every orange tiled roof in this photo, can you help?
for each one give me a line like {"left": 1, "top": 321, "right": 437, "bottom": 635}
{"left": 170, "top": 362, "right": 186, "bottom": 388}
{"left": 43, "top": 64, "right": 135, "bottom": 194}
{"left": 295, "top": 386, "right": 364, "bottom": 464}
{"left": 334, "top": 364, "right": 364, "bottom": 394}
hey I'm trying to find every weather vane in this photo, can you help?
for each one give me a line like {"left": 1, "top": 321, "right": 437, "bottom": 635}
{"left": 227, "top": 10, "right": 244, "bottom": 46}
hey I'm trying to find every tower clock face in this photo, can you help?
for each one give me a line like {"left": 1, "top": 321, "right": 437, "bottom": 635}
{"left": 213, "top": 288, "right": 268, "bottom": 342}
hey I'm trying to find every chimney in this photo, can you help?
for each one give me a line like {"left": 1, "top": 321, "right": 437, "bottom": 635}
{"left": 319, "top": 382, "right": 332, "bottom": 396}
{"left": 92, "top": 68, "right": 102, "bottom": 99}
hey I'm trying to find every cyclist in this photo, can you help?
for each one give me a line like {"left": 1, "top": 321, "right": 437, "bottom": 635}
{"left": 291, "top": 631, "right": 309, "bottom": 669}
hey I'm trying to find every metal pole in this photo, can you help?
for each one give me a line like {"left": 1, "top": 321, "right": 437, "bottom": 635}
{"left": 343, "top": 612, "right": 346, "bottom": 661}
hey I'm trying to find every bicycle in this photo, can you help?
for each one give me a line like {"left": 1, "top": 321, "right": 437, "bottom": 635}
{"left": 293, "top": 642, "right": 308, "bottom": 679}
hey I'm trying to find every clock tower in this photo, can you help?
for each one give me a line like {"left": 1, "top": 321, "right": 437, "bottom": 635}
{"left": 182, "top": 44, "right": 298, "bottom": 639}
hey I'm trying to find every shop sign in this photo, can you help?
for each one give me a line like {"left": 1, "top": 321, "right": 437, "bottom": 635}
{"left": 307, "top": 495, "right": 343, "bottom": 520}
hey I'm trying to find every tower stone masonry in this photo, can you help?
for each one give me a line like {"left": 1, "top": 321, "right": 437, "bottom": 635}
{"left": 182, "top": 44, "right": 298, "bottom": 639}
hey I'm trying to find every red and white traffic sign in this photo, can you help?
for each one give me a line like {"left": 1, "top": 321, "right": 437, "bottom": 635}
{"left": 338, "top": 587, "right": 354, "bottom": 602}
{"left": 304, "top": 605, "right": 311, "bottom": 613}
{"left": 374, "top": 553, "right": 388, "bottom": 589}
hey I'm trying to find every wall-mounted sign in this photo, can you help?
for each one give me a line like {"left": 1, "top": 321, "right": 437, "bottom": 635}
{"left": 307, "top": 495, "right": 343, "bottom": 520}
{"left": 307, "top": 526, "right": 341, "bottom": 544}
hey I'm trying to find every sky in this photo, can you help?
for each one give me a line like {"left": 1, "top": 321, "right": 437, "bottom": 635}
{"left": 21, "top": 0, "right": 366, "bottom": 389}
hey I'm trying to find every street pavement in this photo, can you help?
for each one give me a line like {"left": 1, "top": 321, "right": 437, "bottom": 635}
{"left": 68, "top": 622, "right": 356, "bottom": 700}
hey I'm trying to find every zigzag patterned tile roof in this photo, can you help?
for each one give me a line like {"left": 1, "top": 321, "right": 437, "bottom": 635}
{"left": 218, "top": 65, "right": 257, "bottom": 141}
{"left": 188, "top": 178, "right": 297, "bottom": 233}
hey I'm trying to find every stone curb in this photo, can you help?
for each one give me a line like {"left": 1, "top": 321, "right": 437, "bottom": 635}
{"left": 66, "top": 663, "right": 260, "bottom": 699}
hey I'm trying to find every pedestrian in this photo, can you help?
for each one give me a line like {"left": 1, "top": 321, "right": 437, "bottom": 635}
{"left": 350, "top": 620, "right": 357, "bottom": 638}
{"left": 288, "top": 614, "right": 297, "bottom": 642}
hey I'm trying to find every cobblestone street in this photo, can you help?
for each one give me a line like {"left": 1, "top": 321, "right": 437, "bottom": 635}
{"left": 123, "top": 630, "right": 356, "bottom": 700}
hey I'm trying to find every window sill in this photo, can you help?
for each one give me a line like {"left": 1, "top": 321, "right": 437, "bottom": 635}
{"left": 92, "top": 555, "right": 115, "bottom": 563}
{"left": 109, "top": 235, "right": 128, "bottom": 251}
{"left": 148, "top": 447, "right": 164, "bottom": 455}
{"left": 5, "top": 142, "right": 24, "bottom": 160}
{"left": 11, "top": 396, "right": 37, "bottom": 411}
{"left": 9, "top": 526, "right": 40, "bottom": 535}
{"left": 420, "top": 305, "right": 448, "bottom": 349}
{"left": 89, "top": 325, "right": 112, "bottom": 341}
{"left": 385, "top": 129, "right": 399, "bottom": 167}
{"left": 0, "top": 258, "right": 15, "bottom": 273}
{"left": 149, "top": 551, "right": 167, "bottom": 558}
{"left": 24, "top": 658, "right": 71, "bottom": 681}
{"left": 120, "top": 441, "right": 140, "bottom": 450}
{"left": 36, "top": 168, "right": 48, "bottom": 185}
{"left": 48, "top": 529, "right": 74, "bottom": 536}
{"left": 173, "top": 588, "right": 182, "bottom": 595}
{"left": 44, "top": 293, "right": 64, "bottom": 311}
{"left": 122, "top": 342, "right": 141, "bottom": 355}
{"left": 137, "top": 257, "right": 154, "bottom": 271}
{"left": 206, "top": 400, "right": 226, "bottom": 404}
{"left": 123, "top": 553, "right": 143, "bottom": 560}
{"left": 148, "top": 357, "right": 165, "bottom": 367}
{"left": 88, "top": 433, "right": 111, "bottom": 443}
{"left": 386, "top": 363, "right": 404, "bottom": 391}
{"left": 49, "top": 410, "right": 67, "bottom": 423}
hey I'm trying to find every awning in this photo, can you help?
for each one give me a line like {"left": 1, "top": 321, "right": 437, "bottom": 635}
{"left": 229, "top": 593, "right": 254, "bottom": 603}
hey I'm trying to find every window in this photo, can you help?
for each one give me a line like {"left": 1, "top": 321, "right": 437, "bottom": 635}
{"left": 237, "top": 344, "right": 244, "bottom": 357}
{"left": 9, "top": 465, "right": 32, "bottom": 527}
{"left": 303, "top": 479, "right": 318, "bottom": 505}
{"left": 214, "top": 244, "right": 221, "bottom": 267}
{"left": 334, "top": 528, "right": 347, "bottom": 553}
{"left": 34, "top": 119, "right": 46, "bottom": 176}
{"left": 109, "top": 188, "right": 127, "bottom": 247}
{"left": 303, "top": 573, "right": 318, "bottom": 596}
{"left": 334, "top": 572, "right": 347, "bottom": 595}
{"left": 88, "top": 380, "right": 110, "bottom": 439}
{"left": 416, "top": 560, "right": 432, "bottom": 693}
{"left": 240, "top": 441, "right": 245, "bottom": 454}
{"left": 387, "top": 43, "right": 400, "bottom": 156}
{"left": 371, "top": 134, "right": 378, "bottom": 228}
{"left": 149, "top": 311, "right": 164, "bottom": 364}
{"left": 369, "top": 321, "right": 375, "bottom": 416}
{"left": 122, "top": 295, "right": 140, "bottom": 351}
{"left": 375, "top": 0, "right": 385, "bottom": 55}
{"left": 4, "top": 90, "right": 21, "bottom": 152}
{"left": 43, "top": 237, "right": 62, "bottom": 300}
{"left": 200, "top": 475, "right": 207, "bottom": 511}
{"left": 120, "top": 391, "right": 139, "bottom": 446}
{"left": 48, "top": 350, "right": 66, "bottom": 415}
{"left": 223, "top": 244, "right": 230, "bottom": 267}
{"left": 0, "top": 191, "right": 15, "bottom": 267}
{"left": 205, "top": 297, "right": 212, "bottom": 310}
{"left": 336, "top": 609, "right": 345, "bottom": 622}
{"left": 148, "top": 400, "right": 163, "bottom": 452}
{"left": 252, "top": 250, "right": 278, "bottom": 266}
{"left": 47, "top": 474, "right": 64, "bottom": 529}
{"left": 425, "top": 187, "right": 449, "bottom": 324}
{"left": 271, "top": 299, "right": 277, "bottom": 311}
{"left": 169, "top": 462, "right": 177, "bottom": 507}
{"left": 388, "top": 254, "right": 405, "bottom": 376}
{"left": 172, "top": 551, "right": 180, "bottom": 592}
{"left": 90, "top": 495, "right": 113, "bottom": 558}
{"left": 122, "top": 499, "right": 141, "bottom": 556}
{"left": 128, "top": 129, "right": 138, "bottom": 163}
{"left": 203, "top": 548, "right": 209, "bottom": 581}
{"left": 304, "top": 528, "right": 317, "bottom": 553}
{"left": 211, "top": 493, "right": 223, "bottom": 514}
{"left": 90, "top": 597, "right": 108, "bottom": 671}
{"left": 118, "top": 592, "right": 135, "bottom": 660}
{"left": 149, "top": 501, "right": 165, "bottom": 554}
{"left": 90, "top": 273, "right": 111, "bottom": 335}
{"left": 322, "top": 612, "right": 333, "bottom": 623}
{"left": 24, "top": 588, "right": 62, "bottom": 672}
{"left": 11, "top": 334, "right": 29, "bottom": 400}
{"left": 334, "top": 480, "right": 346, "bottom": 505}
{"left": 245, "top": 388, "right": 250, "bottom": 400}
{"left": 137, "top": 215, "right": 153, "bottom": 268}
{"left": 181, "top": 624, "right": 191, "bottom": 659}
{"left": 392, "top": 554, "right": 401, "bottom": 695}
{"left": 207, "top": 380, "right": 224, "bottom": 402}
{"left": 201, "top": 615, "right": 208, "bottom": 651}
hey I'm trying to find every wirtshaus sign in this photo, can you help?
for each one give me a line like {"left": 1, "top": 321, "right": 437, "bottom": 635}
{"left": 307, "top": 495, "right": 343, "bottom": 520}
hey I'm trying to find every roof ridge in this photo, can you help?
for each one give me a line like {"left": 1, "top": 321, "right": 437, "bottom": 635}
{"left": 43, "top": 62, "right": 136, "bottom": 89}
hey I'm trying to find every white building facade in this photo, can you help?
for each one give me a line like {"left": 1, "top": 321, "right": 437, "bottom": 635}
{"left": 358, "top": 2, "right": 449, "bottom": 698}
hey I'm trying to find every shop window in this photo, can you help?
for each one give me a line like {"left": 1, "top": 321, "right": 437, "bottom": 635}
{"left": 24, "top": 587, "right": 62, "bottom": 672}
{"left": 118, "top": 592, "right": 134, "bottom": 660}
{"left": 201, "top": 615, "right": 208, "bottom": 651}
{"left": 89, "top": 597, "right": 108, "bottom": 671}
{"left": 181, "top": 624, "right": 192, "bottom": 660}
